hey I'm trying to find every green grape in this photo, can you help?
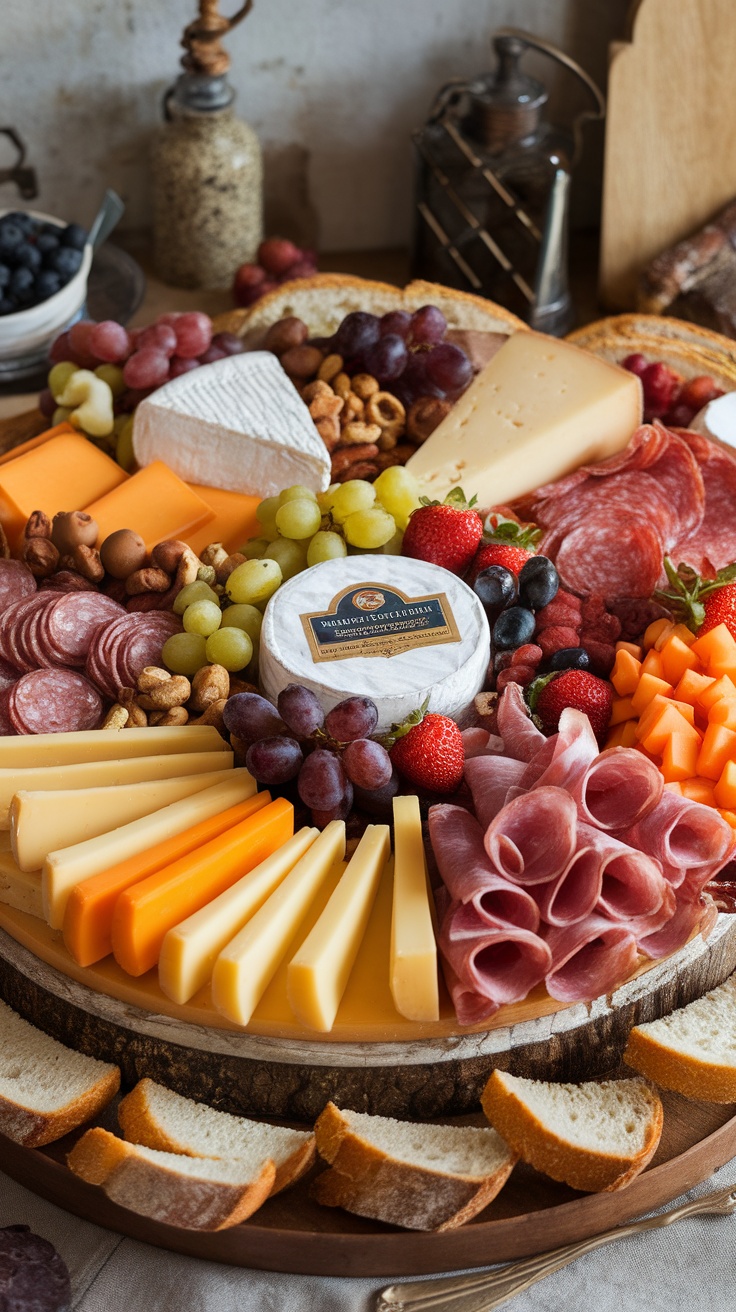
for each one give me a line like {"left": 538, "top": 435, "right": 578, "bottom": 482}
{"left": 307, "top": 530, "right": 347, "bottom": 566}
{"left": 262, "top": 536, "right": 309, "bottom": 580}
{"left": 226, "top": 558, "right": 282, "bottom": 606}
{"left": 48, "top": 361, "right": 78, "bottom": 401}
{"left": 255, "top": 496, "right": 280, "bottom": 534}
{"left": 317, "top": 484, "right": 340, "bottom": 513}
{"left": 162, "top": 632, "right": 208, "bottom": 676}
{"left": 94, "top": 363, "right": 126, "bottom": 398}
{"left": 240, "top": 536, "right": 269, "bottom": 560}
{"left": 275, "top": 498, "right": 322, "bottom": 540}
{"left": 381, "top": 527, "right": 404, "bottom": 555}
{"left": 183, "top": 599, "right": 223, "bottom": 637}
{"left": 373, "top": 465, "right": 421, "bottom": 530}
{"left": 205, "top": 626, "right": 253, "bottom": 672}
{"left": 52, "top": 406, "right": 73, "bottom": 427}
{"left": 220, "top": 603, "right": 263, "bottom": 643}
{"left": 115, "top": 417, "right": 135, "bottom": 472}
{"left": 173, "top": 580, "right": 220, "bottom": 615}
{"left": 278, "top": 484, "right": 318, "bottom": 505}
{"left": 331, "top": 479, "right": 376, "bottom": 523}
{"left": 343, "top": 507, "right": 396, "bottom": 549}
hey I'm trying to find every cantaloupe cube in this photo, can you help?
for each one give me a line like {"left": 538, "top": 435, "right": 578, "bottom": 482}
{"left": 681, "top": 777, "right": 717, "bottom": 806}
{"left": 636, "top": 693, "right": 676, "bottom": 742}
{"left": 630, "top": 673, "right": 673, "bottom": 715}
{"left": 604, "top": 720, "right": 639, "bottom": 749}
{"left": 615, "top": 641, "right": 643, "bottom": 659}
{"left": 640, "top": 649, "right": 664, "bottom": 679}
{"left": 669, "top": 623, "right": 698, "bottom": 648}
{"left": 660, "top": 635, "right": 700, "bottom": 686}
{"left": 639, "top": 705, "right": 701, "bottom": 756}
{"left": 708, "top": 699, "right": 736, "bottom": 730}
{"left": 697, "top": 723, "right": 736, "bottom": 781}
{"left": 714, "top": 760, "right": 736, "bottom": 810}
{"left": 691, "top": 623, "right": 736, "bottom": 677}
{"left": 611, "top": 650, "right": 642, "bottom": 697}
{"left": 654, "top": 623, "right": 679, "bottom": 653}
{"left": 697, "top": 675, "right": 736, "bottom": 713}
{"left": 664, "top": 782, "right": 684, "bottom": 795}
{"left": 673, "top": 669, "right": 715, "bottom": 706}
{"left": 609, "top": 696, "right": 637, "bottom": 726}
{"left": 719, "top": 809, "right": 736, "bottom": 829}
{"left": 644, "top": 619, "right": 673, "bottom": 650}
{"left": 660, "top": 733, "right": 701, "bottom": 782}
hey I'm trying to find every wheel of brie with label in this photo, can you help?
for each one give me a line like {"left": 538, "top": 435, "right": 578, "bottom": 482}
{"left": 259, "top": 557, "right": 491, "bottom": 732}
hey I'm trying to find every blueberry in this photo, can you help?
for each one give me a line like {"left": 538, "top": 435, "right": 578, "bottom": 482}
{"left": 3, "top": 211, "right": 36, "bottom": 234}
{"left": 0, "top": 296, "right": 16, "bottom": 316}
{"left": 518, "top": 555, "right": 559, "bottom": 610}
{"left": 0, "top": 222, "right": 24, "bottom": 260}
{"left": 14, "top": 242, "right": 41, "bottom": 272}
{"left": 61, "top": 223, "right": 88, "bottom": 251}
{"left": 493, "top": 606, "right": 536, "bottom": 650}
{"left": 474, "top": 564, "right": 517, "bottom": 612}
{"left": 35, "top": 269, "right": 62, "bottom": 301}
{"left": 37, "top": 233, "right": 60, "bottom": 258}
{"left": 548, "top": 647, "right": 591, "bottom": 672}
{"left": 48, "top": 246, "right": 83, "bottom": 280}
{"left": 40, "top": 221, "right": 62, "bottom": 237}
{"left": 0, "top": 265, "right": 9, "bottom": 289}
{"left": 9, "top": 267, "right": 35, "bottom": 304}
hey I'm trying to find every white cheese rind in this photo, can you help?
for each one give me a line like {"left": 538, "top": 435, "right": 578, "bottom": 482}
{"left": 690, "top": 393, "right": 736, "bottom": 449}
{"left": 132, "top": 352, "right": 330, "bottom": 495}
{"left": 259, "top": 556, "right": 490, "bottom": 733}
{"left": 406, "top": 330, "right": 643, "bottom": 506}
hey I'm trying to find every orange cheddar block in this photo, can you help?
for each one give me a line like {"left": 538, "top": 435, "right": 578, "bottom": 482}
{"left": 660, "top": 733, "right": 701, "bottom": 783}
{"left": 185, "top": 485, "right": 261, "bottom": 556}
{"left": 696, "top": 675, "right": 736, "bottom": 713}
{"left": 640, "top": 649, "right": 664, "bottom": 679}
{"left": 638, "top": 704, "right": 700, "bottom": 756}
{"left": 630, "top": 673, "right": 673, "bottom": 716}
{"left": 86, "top": 462, "right": 214, "bottom": 551}
{"left": 673, "top": 668, "right": 715, "bottom": 706}
{"left": 63, "top": 795, "right": 269, "bottom": 968}
{"left": 681, "top": 777, "right": 717, "bottom": 807}
{"left": 609, "top": 696, "right": 637, "bottom": 726}
{"left": 691, "top": 624, "right": 736, "bottom": 677}
{"left": 0, "top": 431, "right": 127, "bottom": 550}
{"left": 0, "top": 421, "right": 76, "bottom": 467}
{"left": 696, "top": 723, "right": 736, "bottom": 781}
{"left": 611, "top": 650, "right": 642, "bottom": 697}
{"left": 643, "top": 619, "right": 673, "bottom": 650}
{"left": 714, "top": 761, "right": 736, "bottom": 810}
{"left": 660, "top": 635, "right": 700, "bottom": 686}
{"left": 111, "top": 796, "right": 294, "bottom": 977}
{"left": 605, "top": 720, "right": 638, "bottom": 749}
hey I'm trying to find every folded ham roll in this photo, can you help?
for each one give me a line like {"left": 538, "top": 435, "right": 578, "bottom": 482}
{"left": 623, "top": 789, "right": 736, "bottom": 887}
{"left": 465, "top": 755, "right": 528, "bottom": 829}
{"left": 517, "top": 708, "right": 599, "bottom": 794}
{"left": 571, "top": 747, "right": 664, "bottom": 832}
{"left": 428, "top": 805, "right": 540, "bottom": 931}
{"left": 638, "top": 891, "right": 718, "bottom": 960}
{"left": 544, "top": 914, "right": 639, "bottom": 1003}
{"left": 497, "top": 682, "right": 546, "bottom": 762}
{"left": 484, "top": 786, "right": 578, "bottom": 886}
{"left": 440, "top": 900, "right": 552, "bottom": 1012}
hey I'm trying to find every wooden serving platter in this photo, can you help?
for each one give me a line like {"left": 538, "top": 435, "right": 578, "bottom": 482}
{"left": 1, "top": 1088, "right": 734, "bottom": 1277}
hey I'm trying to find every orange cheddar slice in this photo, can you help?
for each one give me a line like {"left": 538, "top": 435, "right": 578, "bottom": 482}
{"left": 660, "top": 635, "right": 700, "bottom": 686}
{"left": 0, "top": 421, "right": 76, "bottom": 467}
{"left": 609, "top": 696, "right": 637, "bottom": 726}
{"left": 86, "top": 462, "right": 214, "bottom": 551}
{"left": 681, "top": 777, "right": 717, "bottom": 806}
{"left": 691, "top": 624, "right": 736, "bottom": 677}
{"left": 611, "top": 650, "right": 641, "bottom": 697}
{"left": 0, "top": 430, "right": 127, "bottom": 550}
{"left": 185, "top": 485, "right": 261, "bottom": 555}
{"left": 660, "top": 733, "right": 701, "bottom": 783}
{"left": 630, "top": 674, "right": 673, "bottom": 716}
{"left": 673, "top": 668, "right": 715, "bottom": 707}
{"left": 63, "top": 795, "right": 270, "bottom": 967}
{"left": 111, "top": 796, "right": 293, "bottom": 977}
{"left": 696, "top": 723, "right": 736, "bottom": 782}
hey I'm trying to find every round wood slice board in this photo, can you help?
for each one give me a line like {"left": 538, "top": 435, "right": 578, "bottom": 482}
{"left": 1, "top": 1088, "right": 734, "bottom": 1277}
{"left": 1, "top": 914, "right": 735, "bottom": 1120}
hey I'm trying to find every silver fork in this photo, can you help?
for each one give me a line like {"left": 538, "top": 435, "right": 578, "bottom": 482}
{"left": 377, "top": 1183, "right": 736, "bottom": 1312}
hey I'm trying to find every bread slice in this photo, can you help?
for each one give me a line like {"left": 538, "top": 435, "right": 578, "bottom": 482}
{"left": 0, "top": 998, "right": 120, "bottom": 1147}
{"left": 311, "top": 1102, "right": 516, "bottom": 1231}
{"left": 67, "top": 1126, "right": 275, "bottom": 1230}
{"left": 624, "top": 972, "right": 736, "bottom": 1102}
{"left": 481, "top": 1071, "right": 663, "bottom": 1193}
{"left": 118, "top": 1078, "right": 315, "bottom": 1194}
{"left": 214, "top": 273, "right": 526, "bottom": 347}
{"left": 567, "top": 315, "right": 736, "bottom": 391}
{"left": 569, "top": 312, "right": 736, "bottom": 360}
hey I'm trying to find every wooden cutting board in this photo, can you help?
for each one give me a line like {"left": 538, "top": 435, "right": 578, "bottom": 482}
{"left": 600, "top": 0, "right": 736, "bottom": 309}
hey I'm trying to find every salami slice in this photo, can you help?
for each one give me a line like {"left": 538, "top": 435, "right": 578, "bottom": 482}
{"left": 44, "top": 593, "right": 126, "bottom": 667}
{"left": 672, "top": 435, "right": 736, "bottom": 575}
{"left": 0, "top": 686, "right": 16, "bottom": 736}
{"left": 0, "top": 657, "right": 18, "bottom": 690}
{"left": 0, "top": 559, "right": 36, "bottom": 609}
{"left": 7, "top": 594, "right": 57, "bottom": 673}
{"left": 117, "top": 613, "right": 181, "bottom": 687}
{"left": 40, "top": 570, "right": 101, "bottom": 593}
{"left": 428, "top": 804, "right": 540, "bottom": 931}
{"left": 8, "top": 669, "right": 103, "bottom": 734}
{"left": 553, "top": 513, "right": 664, "bottom": 599}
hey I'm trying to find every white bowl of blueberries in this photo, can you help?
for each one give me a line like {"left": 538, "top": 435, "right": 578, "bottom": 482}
{"left": 0, "top": 209, "right": 91, "bottom": 361}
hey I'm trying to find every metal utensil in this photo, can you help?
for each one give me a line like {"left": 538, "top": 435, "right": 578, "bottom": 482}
{"left": 377, "top": 1182, "right": 736, "bottom": 1312}
{"left": 87, "top": 188, "right": 125, "bottom": 252}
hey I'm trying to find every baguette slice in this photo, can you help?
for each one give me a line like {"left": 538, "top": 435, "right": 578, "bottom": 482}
{"left": 67, "top": 1127, "right": 275, "bottom": 1230}
{"left": 0, "top": 998, "right": 120, "bottom": 1147}
{"left": 118, "top": 1078, "right": 315, "bottom": 1194}
{"left": 311, "top": 1102, "right": 516, "bottom": 1231}
{"left": 567, "top": 315, "right": 736, "bottom": 390}
{"left": 482, "top": 1071, "right": 663, "bottom": 1193}
{"left": 624, "top": 972, "right": 736, "bottom": 1102}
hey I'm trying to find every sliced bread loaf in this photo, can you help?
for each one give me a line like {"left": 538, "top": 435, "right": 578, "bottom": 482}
{"left": 118, "top": 1078, "right": 315, "bottom": 1194}
{"left": 481, "top": 1071, "right": 663, "bottom": 1193}
{"left": 67, "top": 1127, "right": 275, "bottom": 1230}
{"left": 311, "top": 1102, "right": 516, "bottom": 1231}
{"left": 624, "top": 972, "right": 736, "bottom": 1102}
{"left": 0, "top": 999, "right": 119, "bottom": 1147}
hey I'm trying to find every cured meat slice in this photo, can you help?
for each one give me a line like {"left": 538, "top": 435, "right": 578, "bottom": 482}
{"left": 553, "top": 513, "right": 664, "bottom": 599}
{"left": 8, "top": 669, "right": 103, "bottom": 734}
{"left": 0, "top": 559, "right": 36, "bottom": 609}
{"left": 496, "top": 682, "right": 546, "bottom": 762}
{"left": 43, "top": 593, "right": 126, "bottom": 667}
{"left": 0, "top": 687, "right": 15, "bottom": 736}
{"left": 465, "top": 755, "right": 528, "bottom": 829}
{"left": 8, "top": 595, "right": 57, "bottom": 673}
{"left": 484, "top": 786, "right": 578, "bottom": 886}
{"left": 637, "top": 893, "right": 717, "bottom": 961}
{"left": 533, "top": 845, "right": 603, "bottom": 927}
{"left": 440, "top": 901, "right": 552, "bottom": 1010}
{"left": 40, "top": 570, "right": 101, "bottom": 593}
{"left": 544, "top": 914, "right": 639, "bottom": 1002}
{"left": 117, "top": 613, "right": 181, "bottom": 688}
{"left": 624, "top": 790, "right": 735, "bottom": 887}
{"left": 439, "top": 956, "right": 499, "bottom": 1027}
{"left": 576, "top": 823, "right": 666, "bottom": 920}
{"left": 0, "top": 659, "right": 17, "bottom": 691}
{"left": 518, "top": 708, "right": 598, "bottom": 794}
{"left": 571, "top": 746, "right": 664, "bottom": 832}
{"left": 428, "top": 805, "right": 540, "bottom": 931}
{"left": 672, "top": 434, "right": 736, "bottom": 575}
{"left": 462, "top": 728, "right": 493, "bottom": 758}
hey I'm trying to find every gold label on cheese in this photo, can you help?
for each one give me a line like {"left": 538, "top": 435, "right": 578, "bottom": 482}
{"left": 301, "top": 582, "right": 461, "bottom": 663}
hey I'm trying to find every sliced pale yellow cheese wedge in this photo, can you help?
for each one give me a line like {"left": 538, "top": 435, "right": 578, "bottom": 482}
{"left": 0, "top": 851, "right": 42, "bottom": 918}
{"left": 212, "top": 820, "right": 346, "bottom": 1026}
{"left": 42, "top": 769, "right": 256, "bottom": 929}
{"left": 158, "top": 826, "right": 319, "bottom": 1005}
{"left": 0, "top": 725, "right": 230, "bottom": 770}
{"left": 390, "top": 795, "right": 439, "bottom": 1022}
{"left": 287, "top": 824, "right": 390, "bottom": 1032}
{"left": 0, "top": 750, "right": 233, "bottom": 828}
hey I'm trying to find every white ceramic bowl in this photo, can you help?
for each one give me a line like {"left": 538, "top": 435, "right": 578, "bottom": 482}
{"left": 0, "top": 208, "right": 93, "bottom": 361}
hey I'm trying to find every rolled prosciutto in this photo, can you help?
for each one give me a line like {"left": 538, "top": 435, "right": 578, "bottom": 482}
{"left": 440, "top": 900, "right": 552, "bottom": 1010}
{"left": 428, "top": 805, "right": 540, "bottom": 931}
{"left": 518, "top": 708, "right": 599, "bottom": 794}
{"left": 439, "top": 955, "right": 500, "bottom": 1026}
{"left": 497, "top": 681, "right": 546, "bottom": 761}
{"left": 544, "top": 914, "right": 639, "bottom": 1002}
{"left": 484, "top": 786, "right": 578, "bottom": 885}
{"left": 624, "top": 789, "right": 736, "bottom": 887}
{"left": 465, "top": 755, "right": 528, "bottom": 829}
{"left": 571, "top": 746, "right": 664, "bottom": 832}
{"left": 638, "top": 891, "right": 717, "bottom": 960}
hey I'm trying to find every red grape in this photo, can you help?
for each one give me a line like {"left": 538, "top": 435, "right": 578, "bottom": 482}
{"left": 342, "top": 738, "right": 392, "bottom": 789}
{"left": 312, "top": 781, "right": 354, "bottom": 828}
{"left": 408, "top": 304, "right": 447, "bottom": 345}
{"left": 363, "top": 333, "right": 408, "bottom": 382}
{"left": 49, "top": 330, "right": 72, "bottom": 364}
{"left": 297, "top": 748, "right": 347, "bottom": 810}
{"left": 324, "top": 696, "right": 378, "bottom": 742}
{"left": 424, "top": 342, "right": 473, "bottom": 396}
{"left": 641, "top": 361, "right": 680, "bottom": 416}
{"left": 169, "top": 356, "right": 200, "bottom": 379}
{"left": 281, "top": 259, "right": 318, "bottom": 280}
{"left": 678, "top": 375, "right": 724, "bottom": 411}
{"left": 246, "top": 735, "right": 303, "bottom": 785}
{"left": 136, "top": 323, "right": 178, "bottom": 357}
{"left": 198, "top": 346, "right": 227, "bottom": 365}
{"left": 380, "top": 310, "right": 412, "bottom": 339}
{"left": 665, "top": 403, "right": 697, "bottom": 428}
{"left": 278, "top": 684, "right": 324, "bottom": 737}
{"left": 157, "top": 312, "right": 183, "bottom": 327}
{"left": 173, "top": 311, "right": 213, "bottom": 358}
{"left": 211, "top": 331, "right": 246, "bottom": 356}
{"left": 67, "top": 320, "right": 98, "bottom": 367}
{"left": 233, "top": 263, "right": 266, "bottom": 307}
{"left": 38, "top": 387, "right": 56, "bottom": 418}
{"left": 116, "top": 387, "right": 155, "bottom": 413}
{"left": 258, "top": 237, "right": 302, "bottom": 276}
{"left": 222, "top": 692, "right": 286, "bottom": 744}
{"left": 333, "top": 312, "right": 381, "bottom": 359}
{"left": 89, "top": 320, "right": 132, "bottom": 364}
{"left": 353, "top": 769, "right": 400, "bottom": 818}
{"left": 123, "top": 348, "right": 170, "bottom": 390}
{"left": 621, "top": 353, "right": 649, "bottom": 378}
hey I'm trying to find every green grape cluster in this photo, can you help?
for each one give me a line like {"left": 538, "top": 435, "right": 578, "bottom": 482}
{"left": 162, "top": 578, "right": 265, "bottom": 679}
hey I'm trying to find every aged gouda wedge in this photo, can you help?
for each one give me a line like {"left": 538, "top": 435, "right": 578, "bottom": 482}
{"left": 0, "top": 431, "right": 127, "bottom": 550}
{"left": 287, "top": 824, "right": 390, "bottom": 1032}
{"left": 185, "top": 485, "right": 261, "bottom": 556}
{"left": 159, "top": 826, "right": 319, "bottom": 1005}
{"left": 390, "top": 795, "right": 439, "bottom": 1022}
{"left": 212, "top": 820, "right": 346, "bottom": 1026}
{"left": 85, "top": 461, "right": 214, "bottom": 551}
{"left": 0, "top": 725, "right": 230, "bottom": 771}
{"left": 0, "top": 749, "right": 233, "bottom": 827}
{"left": 0, "top": 851, "right": 42, "bottom": 918}
{"left": 405, "top": 330, "right": 643, "bottom": 507}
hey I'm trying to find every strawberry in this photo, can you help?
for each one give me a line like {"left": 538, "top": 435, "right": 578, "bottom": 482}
{"left": 384, "top": 703, "right": 465, "bottom": 794}
{"left": 401, "top": 487, "right": 483, "bottom": 576}
{"left": 469, "top": 518, "right": 541, "bottom": 582}
{"left": 527, "top": 669, "right": 613, "bottom": 740}
{"left": 654, "top": 556, "right": 736, "bottom": 634}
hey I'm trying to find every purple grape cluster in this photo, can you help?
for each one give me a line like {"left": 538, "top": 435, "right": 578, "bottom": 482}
{"left": 327, "top": 305, "right": 473, "bottom": 408}
{"left": 222, "top": 685, "right": 399, "bottom": 827}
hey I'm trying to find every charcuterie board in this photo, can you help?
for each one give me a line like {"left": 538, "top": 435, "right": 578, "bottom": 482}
{"left": 1, "top": 1085, "right": 734, "bottom": 1276}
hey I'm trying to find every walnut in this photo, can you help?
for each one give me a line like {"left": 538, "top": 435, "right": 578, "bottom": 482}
{"left": 59, "top": 543, "right": 105, "bottom": 583}
{"left": 407, "top": 396, "right": 452, "bottom": 445}
{"left": 22, "top": 537, "right": 59, "bottom": 579}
